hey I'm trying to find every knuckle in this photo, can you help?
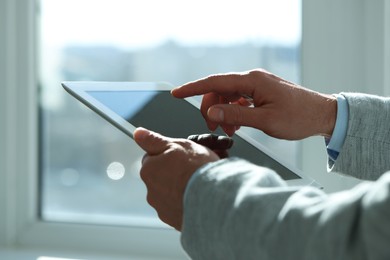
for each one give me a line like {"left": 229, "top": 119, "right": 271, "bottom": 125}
{"left": 168, "top": 139, "right": 191, "bottom": 153}
{"left": 248, "top": 69, "right": 262, "bottom": 78}
{"left": 146, "top": 192, "right": 156, "bottom": 207}
{"left": 139, "top": 166, "right": 151, "bottom": 183}
{"left": 207, "top": 74, "right": 223, "bottom": 82}
{"left": 176, "top": 139, "right": 192, "bottom": 149}
{"left": 226, "top": 105, "right": 242, "bottom": 125}
{"left": 157, "top": 212, "right": 169, "bottom": 225}
{"left": 248, "top": 69, "right": 272, "bottom": 83}
{"left": 141, "top": 154, "right": 148, "bottom": 165}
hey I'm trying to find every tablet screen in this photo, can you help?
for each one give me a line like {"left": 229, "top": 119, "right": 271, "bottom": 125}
{"left": 87, "top": 90, "right": 300, "bottom": 180}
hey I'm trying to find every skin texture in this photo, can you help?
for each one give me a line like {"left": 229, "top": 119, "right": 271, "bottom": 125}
{"left": 172, "top": 69, "right": 337, "bottom": 139}
{"left": 135, "top": 69, "right": 337, "bottom": 230}
{"left": 134, "top": 128, "right": 219, "bottom": 230}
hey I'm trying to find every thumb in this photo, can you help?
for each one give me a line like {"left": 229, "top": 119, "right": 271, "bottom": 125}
{"left": 207, "top": 105, "right": 256, "bottom": 127}
{"left": 134, "top": 127, "right": 171, "bottom": 155}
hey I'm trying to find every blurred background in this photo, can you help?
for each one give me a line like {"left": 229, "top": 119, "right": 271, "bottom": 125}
{"left": 2, "top": 0, "right": 388, "bottom": 259}
{"left": 39, "top": 0, "right": 301, "bottom": 227}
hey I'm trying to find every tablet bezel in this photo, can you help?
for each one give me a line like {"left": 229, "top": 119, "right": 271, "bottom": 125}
{"left": 62, "top": 81, "right": 170, "bottom": 139}
{"left": 62, "top": 81, "right": 320, "bottom": 187}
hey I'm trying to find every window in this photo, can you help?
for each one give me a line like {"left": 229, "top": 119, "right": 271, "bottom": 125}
{"left": 3, "top": 0, "right": 388, "bottom": 258}
{"left": 39, "top": 0, "right": 302, "bottom": 227}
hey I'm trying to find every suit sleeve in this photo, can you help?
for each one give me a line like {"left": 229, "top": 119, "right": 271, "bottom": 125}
{"left": 181, "top": 158, "right": 390, "bottom": 260}
{"left": 329, "top": 93, "right": 390, "bottom": 180}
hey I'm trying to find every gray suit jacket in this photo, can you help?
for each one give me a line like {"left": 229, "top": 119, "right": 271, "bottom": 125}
{"left": 181, "top": 93, "right": 390, "bottom": 259}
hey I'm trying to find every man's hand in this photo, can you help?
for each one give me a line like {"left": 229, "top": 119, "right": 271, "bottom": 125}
{"left": 134, "top": 127, "right": 220, "bottom": 231}
{"left": 172, "top": 69, "right": 337, "bottom": 140}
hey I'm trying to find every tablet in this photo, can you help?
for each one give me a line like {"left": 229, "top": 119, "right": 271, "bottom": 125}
{"left": 62, "top": 81, "right": 320, "bottom": 187}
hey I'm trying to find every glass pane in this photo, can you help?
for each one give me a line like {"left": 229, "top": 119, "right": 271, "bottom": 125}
{"left": 39, "top": 0, "right": 302, "bottom": 227}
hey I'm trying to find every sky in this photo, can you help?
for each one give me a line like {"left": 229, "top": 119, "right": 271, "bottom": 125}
{"left": 40, "top": 0, "right": 301, "bottom": 49}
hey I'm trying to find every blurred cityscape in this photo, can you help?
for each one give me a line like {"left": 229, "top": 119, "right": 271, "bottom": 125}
{"left": 60, "top": 41, "right": 299, "bottom": 84}
{"left": 40, "top": 41, "right": 300, "bottom": 226}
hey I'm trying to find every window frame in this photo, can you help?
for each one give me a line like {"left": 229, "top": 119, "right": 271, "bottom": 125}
{"left": 301, "top": 0, "right": 390, "bottom": 192}
{"left": 0, "top": 0, "right": 185, "bottom": 258}
{"left": 1, "top": 0, "right": 389, "bottom": 257}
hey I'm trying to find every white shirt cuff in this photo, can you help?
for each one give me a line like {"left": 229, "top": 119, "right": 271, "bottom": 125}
{"left": 326, "top": 94, "right": 349, "bottom": 161}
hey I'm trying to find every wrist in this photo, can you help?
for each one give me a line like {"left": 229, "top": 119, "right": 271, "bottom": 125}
{"left": 320, "top": 94, "right": 337, "bottom": 137}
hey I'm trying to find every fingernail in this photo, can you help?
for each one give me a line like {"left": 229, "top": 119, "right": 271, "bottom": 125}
{"left": 208, "top": 107, "right": 224, "bottom": 122}
{"left": 171, "top": 87, "right": 180, "bottom": 94}
{"left": 134, "top": 127, "right": 148, "bottom": 141}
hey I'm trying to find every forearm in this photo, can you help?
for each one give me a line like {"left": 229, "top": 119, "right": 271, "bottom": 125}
{"left": 181, "top": 158, "right": 390, "bottom": 260}
{"left": 181, "top": 158, "right": 291, "bottom": 259}
{"left": 330, "top": 93, "right": 390, "bottom": 180}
